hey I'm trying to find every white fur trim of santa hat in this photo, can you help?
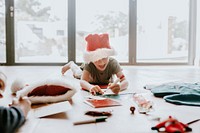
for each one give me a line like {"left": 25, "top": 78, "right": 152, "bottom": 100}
{"left": 83, "top": 47, "right": 116, "bottom": 63}
{"left": 16, "top": 77, "right": 78, "bottom": 104}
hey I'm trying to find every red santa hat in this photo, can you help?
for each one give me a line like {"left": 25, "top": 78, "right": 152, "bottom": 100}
{"left": 11, "top": 77, "right": 78, "bottom": 104}
{"left": 83, "top": 33, "right": 116, "bottom": 63}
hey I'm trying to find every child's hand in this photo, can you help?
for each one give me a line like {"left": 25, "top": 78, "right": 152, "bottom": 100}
{"left": 90, "top": 85, "right": 104, "bottom": 95}
{"left": 108, "top": 83, "right": 120, "bottom": 95}
{"left": 9, "top": 97, "right": 31, "bottom": 117}
{"left": 10, "top": 97, "right": 31, "bottom": 106}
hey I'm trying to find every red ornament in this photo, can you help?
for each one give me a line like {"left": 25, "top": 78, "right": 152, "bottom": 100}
{"left": 151, "top": 116, "right": 192, "bottom": 133}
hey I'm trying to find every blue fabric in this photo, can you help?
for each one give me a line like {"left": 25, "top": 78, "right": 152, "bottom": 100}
{"left": 150, "top": 82, "right": 200, "bottom": 106}
{"left": 151, "top": 82, "right": 200, "bottom": 97}
{"left": 164, "top": 94, "right": 200, "bottom": 106}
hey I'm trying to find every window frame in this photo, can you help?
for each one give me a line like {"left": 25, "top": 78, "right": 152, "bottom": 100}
{"left": 2, "top": 0, "right": 197, "bottom": 66}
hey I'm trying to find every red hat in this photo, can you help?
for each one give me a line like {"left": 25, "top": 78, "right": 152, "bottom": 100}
{"left": 12, "top": 77, "right": 77, "bottom": 104}
{"left": 83, "top": 33, "right": 116, "bottom": 63}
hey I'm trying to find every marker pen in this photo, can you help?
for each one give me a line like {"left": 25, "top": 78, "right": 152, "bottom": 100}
{"left": 112, "top": 78, "right": 120, "bottom": 85}
{"left": 103, "top": 75, "right": 125, "bottom": 94}
{"left": 73, "top": 116, "right": 108, "bottom": 125}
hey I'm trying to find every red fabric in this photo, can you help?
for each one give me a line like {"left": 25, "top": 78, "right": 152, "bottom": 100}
{"left": 98, "top": 84, "right": 108, "bottom": 89}
{"left": 28, "top": 85, "right": 70, "bottom": 96}
{"left": 119, "top": 75, "right": 125, "bottom": 79}
{"left": 85, "top": 33, "right": 111, "bottom": 52}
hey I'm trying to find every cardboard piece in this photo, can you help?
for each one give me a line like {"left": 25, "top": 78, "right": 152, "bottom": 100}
{"left": 33, "top": 101, "right": 72, "bottom": 118}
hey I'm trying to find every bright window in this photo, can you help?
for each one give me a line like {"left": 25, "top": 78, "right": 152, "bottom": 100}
{"left": 195, "top": 0, "right": 200, "bottom": 65}
{"left": 2, "top": 0, "right": 197, "bottom": 65}
{"left": 76, "top": 0, "right": 129, "bottom": 63}
{"left": 14, "top": 0, "right": 68, "bottom": 63}
{"left": 0, "top": 0, "right": 6, "bottom": 63}
{"left": 137, "top": 0, "right": 190, "bottom": 63}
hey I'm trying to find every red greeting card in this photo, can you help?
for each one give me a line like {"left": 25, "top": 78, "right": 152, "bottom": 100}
{"left": 84, "top": 98, "right": 121, "bottom": 108}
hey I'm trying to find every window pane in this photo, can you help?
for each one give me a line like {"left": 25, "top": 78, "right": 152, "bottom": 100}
{"left": 14, "top": 0, "right": 68, "bottom": 63}
{"left": 196, "top": 1, "right": 200, "bottom": 65}
{"left": 76, "top": 0, "right": 129, "bottom": 63}
{"left": 0, "top": 0, "right": 6, "bottom": 63}
{"left": 137, "top": 0, "right": 189, "bottom": 63}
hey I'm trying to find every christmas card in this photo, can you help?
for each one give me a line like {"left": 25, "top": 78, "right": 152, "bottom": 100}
{"left": 84, "top": 98, "right": 121, "bottom": 108}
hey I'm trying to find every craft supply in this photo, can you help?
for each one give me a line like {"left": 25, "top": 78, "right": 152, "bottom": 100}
{"left": 113, "top": 78, "right": 121, "bottom": 85}
{"left": 84, "top": 98, "right": 121, "bottom": 108}
{"left": 103, "top": 78, "right": 120, "bottom": 94}
{"left": 112, "top": 75, "right": 125, "bottom": 86}
{"left": 104, "top": 75, "right": 124, "bottom": 93}
{"left": 130, "top": 106, "right": 135, "bottom": 114}
{"left": 73, "top": 116, "right": 108, "bottom": 125}
{"left": 133, "top": 94, "right": 153, "bottom": 113}
{"left": 85, "top": 110, "right": 112, "bottom": 117}
{"left": 151, "top": 116, "right": 192, "bottom": 132}
{"left": 33, "top": 101, "right": 72, "bottom": 118}
{"left": 187, "top": 118, "right": 200, "bottom": 125}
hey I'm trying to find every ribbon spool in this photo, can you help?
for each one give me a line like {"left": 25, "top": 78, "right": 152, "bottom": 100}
{"left": 0, "top": 71, "right": 7, "bottom": 97}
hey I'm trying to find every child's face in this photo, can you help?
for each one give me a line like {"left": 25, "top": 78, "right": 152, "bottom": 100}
{"left": 93, "top": 57, "right": 109, "bottom": 71}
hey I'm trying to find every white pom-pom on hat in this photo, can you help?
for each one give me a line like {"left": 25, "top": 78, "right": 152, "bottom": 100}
{"left": 11, "top": 79, "right": 26, "bottom": 94}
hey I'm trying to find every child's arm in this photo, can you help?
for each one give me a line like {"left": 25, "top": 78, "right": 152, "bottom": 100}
{"left": 108, "top": 71, "right": 129, "bottom": 94}
{"left": 80, "top": 70, "right": 103, "bottom": 95}
{"left": 10, "top": 97, "right": 31, "bottom": 117}
{"left": 116, "top": 71, "right": 129, "bottom": 91}
{"left": 0, "top": 97, "right": 31, "bottom": 133}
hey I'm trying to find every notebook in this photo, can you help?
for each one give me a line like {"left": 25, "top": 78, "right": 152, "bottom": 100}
{"left": 84, "top": 98, "right": 121, "bottom": 108}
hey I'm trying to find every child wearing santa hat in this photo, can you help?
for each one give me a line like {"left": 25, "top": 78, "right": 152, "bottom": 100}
{"left": 61, "top": 33, "right": 128, "bottom": 95}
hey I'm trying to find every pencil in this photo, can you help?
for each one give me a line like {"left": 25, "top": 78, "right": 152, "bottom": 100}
{"left": 112, "top": 75, "right": 125, "bottom": 86}
{"left": 112, "top": 78, "right": 120, "bottom": 85}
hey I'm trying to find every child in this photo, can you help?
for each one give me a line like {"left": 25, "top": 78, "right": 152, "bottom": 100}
{"left": 0, "top": 97, "right": 31, "bottom": 133}
{"left": 61, "top": 33, "right": 128, "bottom": 95}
